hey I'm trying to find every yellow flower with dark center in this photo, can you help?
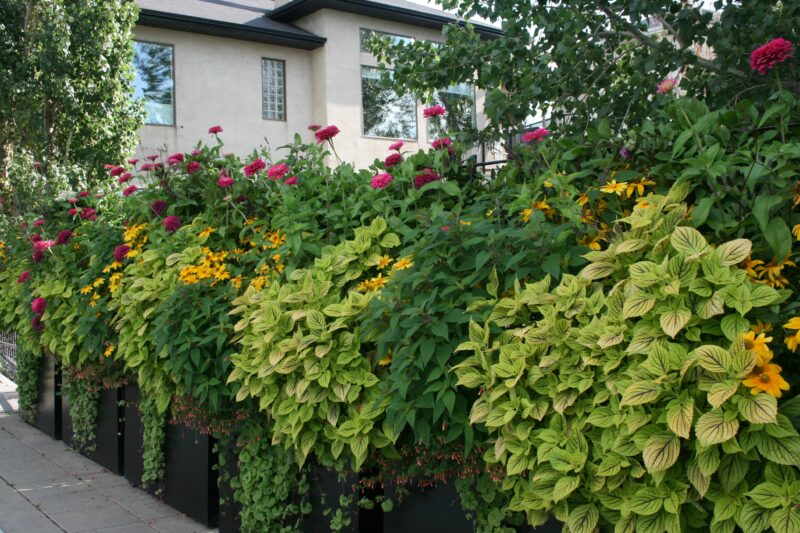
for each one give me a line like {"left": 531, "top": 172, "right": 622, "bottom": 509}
{"left": 230, "top": 276, "right": 243, "bottom": 290}
{"left": 784, "top": 317, "right": 800, "bottom": 351}
{"left": 109, "top": 273, "right": 123, "bottom": 294}
{"left": 577, "top": 192, "right": 589, "bottom": 207}
{"left": 521, "top": 207, "right": 533, "bottom": 223}
{"left": 459, "top": 220, "right": 472, "bottom": 226}
{"left": 741, "top": 331, "right": 773, "bottom": 367}
{"left": 578, "top": 234, "right": 603, "bottom": 251}
{"left": 393, "top": 257, "right": 414, "bottom": 270}
{"left": 104, "top": 344, "right": 115, "bottom": 358}
{"left": 80, "top": 285, "right": 93, "bottom": 295}
{"left": 756, "top": 258, "right": 795, "bottom": 288}
{"left": 102, "top": 261, "right": 123, "bottom": 274}
{"left": 89, "top": 293, "right": 100, "bottom": 308}
{"left": 377, "top": 255, "right": 392, "bottom": 269}
{"left": 378, "top": 348, "right": 393, "bottom": 366}
{"left": 600, "top": 179, "right": 627, "bottom": 196}
{"left": 199, "top": 227, "right": 215, "bottom": 238}
{"left": 741, "top": 255, "right": 765, "bottom": 280}
{"left": 358, "top": 274, "right": 389, "bottom": 292}
{"left": 793, "top": 182, "right": 800, "bottom": 207}
{"left": 742, "top": 363, "right": 790, "bottom": 398}
{"left": 752, "top": 320, "right": 773, "bottom": 335}
{"left": 92, "top": 277, "right": 105, "bottom": 288}
{"left": 127, "top": 249, "right": 139, "bottom": 258}
{"left": 625, "top": 177, "right": 655, "bottom": 198}
{"left": 580, "top": 211, "right": 595, "bottom": 224}
{"left": 794, "top": 224, "right": 800, "bottom": 241}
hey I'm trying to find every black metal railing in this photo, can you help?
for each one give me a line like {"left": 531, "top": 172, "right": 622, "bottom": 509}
{"left": 0, "top": 331, "right": 17, "bottom": 380}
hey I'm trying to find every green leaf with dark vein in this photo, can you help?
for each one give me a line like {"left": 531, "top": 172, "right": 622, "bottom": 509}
{"left": 695, "top": 411, "right": 738, "bottom": 445}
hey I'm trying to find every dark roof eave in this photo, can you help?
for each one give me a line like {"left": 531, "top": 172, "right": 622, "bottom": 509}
{"left": 137, "top": 9, "right": 327, "bottom": 50}
{"left": 269, "top": 0, "right": 503, "bottom": 39}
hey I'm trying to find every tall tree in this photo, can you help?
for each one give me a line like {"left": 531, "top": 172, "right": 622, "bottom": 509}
{"left": 371, "top": 0, "right": 800, "bottom": 142}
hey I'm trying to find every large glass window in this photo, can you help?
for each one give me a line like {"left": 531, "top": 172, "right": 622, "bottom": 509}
{"left": 361, "top": 66, "right": 417, "bottom": 140}
{"left": 133, "top": 41, "right": 175, "bottom": 126}
{"left": 261, "top": 58, "right": 286, "bottom": 121}
{"left": 428, "top": 83, "right": 476, "bottom": 139}
{"left": 360, "top": 29, "right": 413, "bottom": 53}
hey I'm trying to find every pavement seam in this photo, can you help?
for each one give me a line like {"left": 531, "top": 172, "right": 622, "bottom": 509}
{"left": 0, "top": 466, "right": 68, "bottom": 532}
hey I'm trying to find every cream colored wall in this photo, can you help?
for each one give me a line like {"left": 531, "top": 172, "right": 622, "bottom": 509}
{"left": 133, "top": 26, "right": 315, "bottom": 160}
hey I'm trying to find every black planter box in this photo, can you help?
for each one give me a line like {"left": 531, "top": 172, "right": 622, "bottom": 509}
{"left": 517, "top": 517, "right": 564, "bottom": 533}
{"left": 33, "top": 354, "right": 61, "bottom": 439}
{"left": 384, "top": 481, "right": 471, "bottom": 533}
{"left": 122, "top": 382, "right": 145, "bottom": 488}
{"left": 62, "top": 386, "right": 124, "bottom": 474}
{"left": 218, "top": 438, "right": 241, "bottom": 533}
{"left": 301, "top": 467, "right": 382, "bottom": 533}
{"left": 163, "top": 422, "right": 219, "bottom": 527}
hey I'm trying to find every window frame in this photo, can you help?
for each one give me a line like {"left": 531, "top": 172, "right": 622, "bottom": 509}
{"left": 359, "top": 65, "right": 418, "bottom": 141}
{"left": 359, "top": 28, "right": 414, "bottom": 54}
{"left": 261, "top": 57, "right": 287, "bottom": 122}
{"left": 133, "top": 39, "right": 176, "bottom": 127}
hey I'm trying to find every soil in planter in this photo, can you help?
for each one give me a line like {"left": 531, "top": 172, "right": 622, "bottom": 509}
{"left": 163, "top": 422, "right": 219, "bottom": 527}
{"left": 33, "top": 355, "right": 61, "bottom": 439}
{"left": 62, "top": 387, "right": 124, "bottom": 475}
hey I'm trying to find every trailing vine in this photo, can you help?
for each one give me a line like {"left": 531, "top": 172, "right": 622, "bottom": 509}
{"left": 62, "top": 371, "right": 99, "bottom": 453}
{"left": 455, "top": 474, "right": 528, "bottom": 533}
{"left": 231, "top": 416, "right": 310, "bottom": 533}
{"left": 140, "top": 394, "right": 166, "bottom": 492}
{"left": 15, "top": 346, "right": 39, "bottom": 423}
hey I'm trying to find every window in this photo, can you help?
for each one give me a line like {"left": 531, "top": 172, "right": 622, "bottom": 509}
{"left": 133, "top": 41, "right": 175, "bottom": 126}
{"left": 360, "top": 29, "right": 413, "bottom": 53}
{"left": 427, "top": 84, "right": 476, "bottom": 139}
{"left": 361, "top": 66, "right": 417, "bottom": 140}
{"left": 261, "top": 58, "right": 286, "bottom": 121}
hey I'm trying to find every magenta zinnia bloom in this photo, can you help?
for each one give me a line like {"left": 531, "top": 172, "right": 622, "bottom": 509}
{"left": 146, "top": 154, "right": 159, "bottom": 161}
{"left": 218, "top": 175, "right": 235, "bottom": 188}
{"left": 163, "top": 215, "right": 181, "bottom": 234}
{"left": 284, "top": 176, "right": 299, "bottom": 185}
{"left": 118, "top": 172, "right": 133, "bottom": 184}
{"left": 186, "top": 161, "right": 202, "bottom": 174}
{"left": 308, "top": 124, "right": 321, "bottom": 131}
{"left": 80, "top": 207, "right": 97, "bottom": 220}
{"left": 384, "top": 153, "right": 403, "bottom": 169}
{"left": 67, "top": 197, "right": 78, "bottom": 204}
{"left": 68, "top": 207, "right": 78, "bottom": 216}
{"left": 315, "top": 125, "right": 340, "bottom": 143}
{"left": 750, "top": 38, "right": 794, "bottom": 75}
{"left": 31, "top": 297, "right": 47, "bottom": 314}
{"left": 78, "top": 191, "right": 90, "bottom": 198}
{"left": 33, "top": 219, "right": 45, "bottom": 227}
{"left": 32, "top": 314, "right": 43, "bottom": 332}
{"left": 127, "top": 158, "right": 139, "bottom": 166}
{"left": 414, "top": 168, "right": 441, "bottom": 189}
{"left": 29, "top": 234, "right": 42, "bottom": 243}
{"left": 388, "top": 141, "right": 404, "bottom": 151}
{"left": 243, "top": 158, "right": 267, "bottom": 177}
{"left": 17, "top": 271, "right": 30, "bottom": 284}
{"left": 150, "top": 199, "right": 168, "bottom": 217}
{"left": 431, "top": 137, "right": 452, "bottom": 150}
{"left": 114, "top": 244, "right": 131, "bottom": 263}
{"left": 522, "top": 128, "right": 550, "bottom": 143}
{"left": 123, "top": 185, "right": 138, "bottom": 197}
{"left": 423, "top": 105, "right": 447, "bottom": 118}
{"left": 167, "top": 153, "right": 184, "bottom": 165}
{"left": 110, "top": 166, "right": 126, "bottom": 177}
{"left": 55, "top": 230, "right": 72, "bottom": 245}
{"left": 267, "top": 163, "right": 291, "bottom": 180}
{"left": 208, "top": 125, "right": 223, "bottom": 134}
{"left": 656, "top": 78, "right": 677, "bottom": 94}
{"left": 370, "top": 173, "right": 393, "bottom": 190}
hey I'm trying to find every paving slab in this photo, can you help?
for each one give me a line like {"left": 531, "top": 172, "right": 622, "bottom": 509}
{"left": 0, "top": 372, "right": 215, "bottom": 533}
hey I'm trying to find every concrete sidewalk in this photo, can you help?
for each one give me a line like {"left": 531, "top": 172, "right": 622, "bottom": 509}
{"left": 0, "top": 374, "right": 215, "bottom": 533}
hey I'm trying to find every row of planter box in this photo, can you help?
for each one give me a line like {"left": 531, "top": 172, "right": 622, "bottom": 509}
{"left": 30, "top": 356, "right": 561, "bottom": 532}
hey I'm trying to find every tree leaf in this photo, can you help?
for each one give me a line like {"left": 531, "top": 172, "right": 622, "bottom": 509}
{"left": 695, "top": 411, "right": 739, "bottom": 445}
{"left": 642, "top": 432, "right": 680, "bottom": 472}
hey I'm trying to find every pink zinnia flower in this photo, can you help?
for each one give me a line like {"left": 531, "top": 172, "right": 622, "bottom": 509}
{"left": 118, "top": 172, "right": 133, "bottom": 184}
{"left": 68, "top": 207, "right": 78, "bottom": 216}
{"left": 218, "top": 175, "right": 235, "bottom": 188}
{"left": 31, "top": 297, "right": 47, "bottom": 314}
{"left": 33, "top": 219, "right": 45, "bottom": 227}
{"left": 315, "top": 125, "right": 340, "bottom": 143}
{"left": 370, "top": 173, "right": 393, "bottom": 190}
{"left": 32, "top": 314, "right": 43, "bottom": 332}
{"left": 163, "top": 215, "right": 181, "bottom": 234}
{"left": 123, "top": 185, "right": 138, "bottom": 197}
{"left": 522, "top": 128, "right": 550, "bottom": 143}
{"left": 243, "top": 158, "right": 266, "bottom": 177}
{"left": 186, "top": 161, "right": 202, "bottom": 174}
{"left": 750, "top": 38, "right": 794, "bottom": 75}
{"left": 114, "top": 244, "right": 131, "bottom": 263}
{"left": 208, "top": 125, "right": 223, "bottom": 134}
{"left": 80, "top": 207, "right": 97, "bottom": 220}
{"left": 32, "top": 250, "right": 43, "bottom": 263}
{"left": 308, "top": 124, "right": 321, "bottom": 131}
{"left": 127, "top": 159, "right": 139, "bottom": 166}
{"left": 17, "top": 271, "right": 30, "bottom": 284}
{"left": 414, "top": 168, "right": 441, "bottom": 189}
{"left": 146, "top": 154, "right": 159, "bottom": 161}
{"left": 283, "top": 176, "right": 299, "bottom": 186}
{"left": 167, "top": 153, "right": 184, "bottom": 165}
{"left": 267, "top": 163, "right": 291, "bottom": 180}
{"left": 389, "top": 141, "right": 404, "bottom": 151}
{"left": 104, "top": 164, "right": 115, "bottom": 170}
{"left": 384, "top": 153, "right": 403, "bottom": 169}
{"left": 67, "top": 197, "right": 78, "bottom": 204}
{"left": 151, "top": 199, "right": 167, "bottom": 217}
{"left": 34, "top": 240, "right": 56, "bottom": 253}
{"left": 29, "top": 234, "right": 42, "bottom": 243}
{"left": 423, "top": 105, "right": 447, "bottom": 118}
{"left": 431, "top": 137, "right": 452, "bottom": 150}
{"left": 55, "top": 230, "right": 72, "bottom": 245}
{"left": 140, "top": 163, "right": 155, "bottom": 172}
{"left": 191, "top": 149, "right": 201, "bottom": 157}
{"left": 656, "top": 78, "right": 678, "bottom": 94}
{"left": 110, "top": 166, "right": 126, "bottom": 177}
{"left": 78, "top": 191, "right": 90, "bottom": 198}
{"left": 441, "top": 225, "right": 450, "bottom": 232}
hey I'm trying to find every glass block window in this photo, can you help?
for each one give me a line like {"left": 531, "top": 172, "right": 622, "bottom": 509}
{"left": 360, "top": 29, "right": 413, "bottom": 53}
{"left": 427, "top": 83, "right": 476, "bottom": 139}
{"left": 133, "top": 41, "right": 175, "bottom": 126}
{"left": 261, "top": 58, "right": 286, "bottom": 121}
{"left": 361, "top": 66, "right": 417, "bottom": 140}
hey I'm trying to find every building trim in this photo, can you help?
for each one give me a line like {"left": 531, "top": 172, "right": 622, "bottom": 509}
{"left": 137, "top": 9, "right": 327, "bottom": 50}
{"left": 268, "top": 0, "right": 503, "bottom": 39}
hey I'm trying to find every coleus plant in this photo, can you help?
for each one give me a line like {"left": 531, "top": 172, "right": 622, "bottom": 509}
{"left": 454, "top": 184, "right": 800, "bottom": 532}
{"left": 228, "top": 217, "right": 402, "bottom": 469}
